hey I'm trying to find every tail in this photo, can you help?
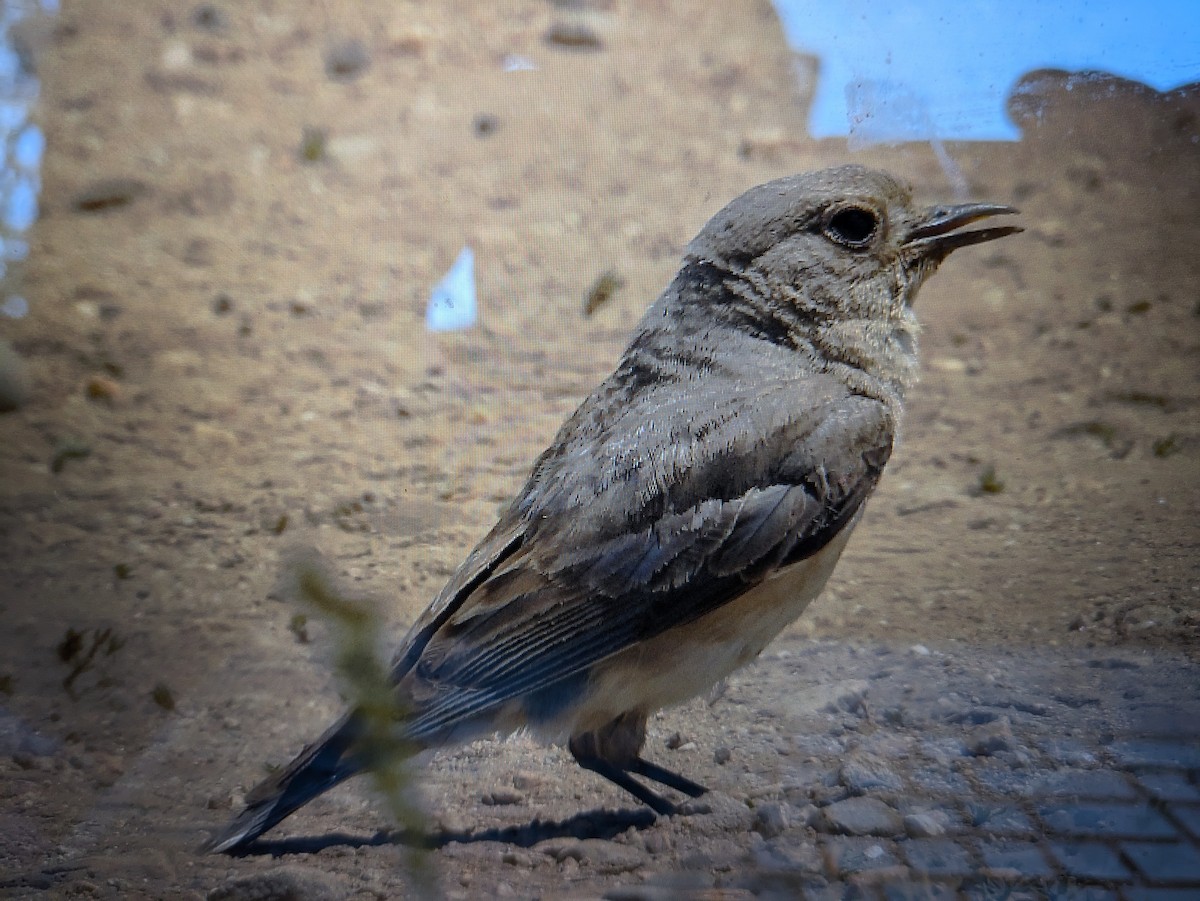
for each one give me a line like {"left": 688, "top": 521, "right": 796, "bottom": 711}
{"left": 203, "top": 712, "right": 365, "bottom": 853}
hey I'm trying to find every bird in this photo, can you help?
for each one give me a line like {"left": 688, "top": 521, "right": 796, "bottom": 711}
{"left": 206, "top": 164, "right": 1019, "bottom": 852}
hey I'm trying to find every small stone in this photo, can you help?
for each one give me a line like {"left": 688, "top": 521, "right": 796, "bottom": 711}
{"left": 793, "top": 803, "right": 821, "bottom": 828}
{"left": 324, "top": 37, "right": 370, "bottom": 81}
{"left": 85, "top": 375, "right": 120, "bottom": 404}
{"left": 512, "top": 770, "right": 547, "bottom": 792}
{"left": 481, "top": 787, "right": 523, "bottom": 806}
{"left": 641, "top": 830, "right": 671, "bottom": 854}
{"left": 72, "top": 178, "right": 148, "bottom": 213}
{"left": 544, "top": 20, "right": 603, "bottom": 50}
{"left": 753, "top": 801, "right": 791, "bottom": 838}
{"left": 818, "top": 796, "right": 903, "bottom": 836}
{"left": 502, "top": 849, "right": 535, "bottom": 867}
{"left": 472, "top": 113, "right": 500, "bottom": 137}
{"left": 713, "top": 746, "right": 732, "bottom": 765}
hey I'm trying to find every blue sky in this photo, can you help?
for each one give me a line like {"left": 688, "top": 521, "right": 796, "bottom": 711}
{"left": 772, "top": 0, "right": 1200, "bottom": 141}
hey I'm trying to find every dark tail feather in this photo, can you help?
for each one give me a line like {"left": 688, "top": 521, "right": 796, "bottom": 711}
{"left": 203, "top": 713, "right": 364, "bottom": 853}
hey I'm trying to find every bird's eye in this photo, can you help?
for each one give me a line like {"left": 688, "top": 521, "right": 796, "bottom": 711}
{"left": 823, "top": 205, "right": 880, "bottom": 249}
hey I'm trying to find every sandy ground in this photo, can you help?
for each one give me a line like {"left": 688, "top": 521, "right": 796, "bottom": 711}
{"left": 0, "top": 1, "right": 1197, "bottom": 898}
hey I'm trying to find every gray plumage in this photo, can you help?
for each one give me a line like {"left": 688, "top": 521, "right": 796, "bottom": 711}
{"left": 207, "top": 165, "right": 1019, "bottom": 852}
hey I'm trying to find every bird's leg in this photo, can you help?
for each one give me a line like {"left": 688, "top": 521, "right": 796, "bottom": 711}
{"left": 629, "top": 756, "right": 708, "bottom": 797}
{"left": 569, "top": 750, "right": 678, "bottom": 815}
{"left": 568, "top": 712, "right": 708, "bottom": 814}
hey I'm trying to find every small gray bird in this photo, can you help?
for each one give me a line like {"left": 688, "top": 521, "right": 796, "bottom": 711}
{"left": 207, "top": 165, "right": 1019, "bottom": 852}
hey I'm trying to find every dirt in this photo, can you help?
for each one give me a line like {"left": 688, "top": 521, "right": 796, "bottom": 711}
{"left": 0, "top": 2, "right": 1197, "bottom": 899}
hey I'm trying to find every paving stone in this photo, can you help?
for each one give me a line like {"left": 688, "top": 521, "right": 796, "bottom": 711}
{"left": 1121, "top": 703, "right": 1200, "bottom": 738}
{"left": 1029, "top": 768, "right": 1137, "bottom": 800}
{"left": 1109, "top": 740, "right": 1200, "bottom": 770}
{"left": 919, "top": 736, "right": 970, "bottom": 763}
{"left": 819, "top": 796, "right": 903, "bottom": 836}
{"left": 840, "top": 754, "right": 905, "bottom": 793}
{"left": 798, "top": 881, "right": 855, "bottom": 901}
{"left": 902, "top": 811, "right": 949, "bottom": 838}
{"left": 961, "top": 879, "right": 1046, "bottom": 900}
{"left": 1040, "top": 738, "right": 1100, "bottom": 768}
{"left": 1167, "top": 803, "right": 1200, "bottom": 840}
{"left": 1046, "top": 840, "right": 1133, "bottom": 881}
{"left": 900, "top": 837, "right": 974, "bottom": 877}
{"left": 965, "top": 802, "right": 1037, "bottom": 837}
{"left": 882, "top": 881, "right": 961, "bottom": 900}
{"left": 1042, "top": 885, "right": 1120, "bottom": 900}
{"left": 1122, "top": 841, "right": 1200, "bottom": 885}
{"left": 749, "top": 836, "right": 824, "bottom": 874}
{"left": 1036, "top": 803, "right": 1177, "bottom": 839}
{"left": 821, "top": 836, "right": 902, "bottom": 877}
{"left": 972, "top": 763, "right": 1036, "bottom": 795}
{"left": 978, "top": 840, "right": 1056, "bottom": 877}
{"left": 1136, "top": 772, "right": 1200, "bottom": 803}
{"left": 910, "top": 766, "right": 971, "bottom": 794}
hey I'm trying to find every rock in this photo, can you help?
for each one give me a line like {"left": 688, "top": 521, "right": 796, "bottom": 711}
{"left": 818, "top": 796, "right": 903, "bottom": 836}
{"left": 207, "top": 867, "right": 344, "bottom": 901}
{"left": 753, "top": 801, "right": 791, "bottom": 838}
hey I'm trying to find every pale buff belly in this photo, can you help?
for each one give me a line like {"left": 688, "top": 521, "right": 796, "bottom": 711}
{"left": 533, "top": 520, "right": 859, "bottom": 741}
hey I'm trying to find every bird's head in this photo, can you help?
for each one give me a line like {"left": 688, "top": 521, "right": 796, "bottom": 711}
{"left": 686, "top": 164, "right": 1020, "bottom": 323}
{"left": 677, "top": 165, "right": 1020, "bottom": 402}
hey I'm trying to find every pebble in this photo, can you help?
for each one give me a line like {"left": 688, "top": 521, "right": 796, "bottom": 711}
{"left": 324, "top": 37, "right": 370, "bottom": 81}
{"left": 481, "top": 787, "right": 524, "bottom": 806}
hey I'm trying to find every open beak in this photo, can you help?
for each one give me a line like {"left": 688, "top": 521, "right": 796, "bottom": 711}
{"left": 906, "top": 202, "right": 1022, "bottom": 258}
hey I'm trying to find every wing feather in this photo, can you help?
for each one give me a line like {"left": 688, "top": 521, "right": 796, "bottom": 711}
{"left": 392, "top": 372, "right": 893, "bottom": 742}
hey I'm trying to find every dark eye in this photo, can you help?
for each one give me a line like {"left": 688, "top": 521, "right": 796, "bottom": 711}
{"left": 823, "top": 205, "right": 880, "bottom": 248}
